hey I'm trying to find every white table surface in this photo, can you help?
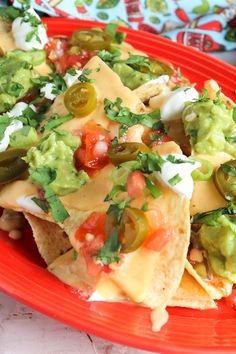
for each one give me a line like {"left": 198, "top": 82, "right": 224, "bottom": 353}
{"left": 1, "top": 51, "right": 236, "bottom": 354}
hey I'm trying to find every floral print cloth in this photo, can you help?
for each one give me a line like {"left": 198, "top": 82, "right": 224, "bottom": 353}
{"left": 11, "top": 0, "right": 236, "bottom": 51}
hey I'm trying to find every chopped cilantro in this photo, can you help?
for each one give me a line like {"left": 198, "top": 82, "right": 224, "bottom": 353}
{"left": 43, "top": 113, "right": 73, "bottom": 131}
{"left": 78, "top": 69, "right": 94, "bottom": 83}
{"left": 96, "top": 226, "right": 121, "bottom": 265}
{"left": 29, "top": 166, "right": 69, "bottom": 223}
{"left": 104, "top": 97, "right": 154, "bottom": 128}
{"left": 26, "top": 29, "right": 41, "bottom": 43}
{"left": 17, "top": 106, "right": 44, "bottom": 129}
{"left": 192, "top": 202, "right": 236, "bottom": 227}
{"left": 66, "top": 67, "right": 77, "bottom": 75}
{"left": 0, "top": 6, "right": 21, "bottom": 22}
{"left": 72, "top": 249, "right": 78, "bottom": 261}
{"left": 136, "top": 152, "right": 165, "bottom": 174}
{"left": 166, "top": 155, "right": 195, "bottom": 165}
{"left": 141, "top": 202, "right": 149, "bottom": 211}
{"left": 168, "top": 173, "right": 182, "bottom": 186}
{"left": 145, "top": 177, "right": 162, "bottom": 198}
{"left": 111, "top": 137, "right": 118, "bottom": 146}
{"left": 119, "top": 124, "right": 128, "bottom": 137}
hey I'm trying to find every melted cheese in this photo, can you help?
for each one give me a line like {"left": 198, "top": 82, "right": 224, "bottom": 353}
{"left": 109, "top": 247, "right": 158, "bottom": 303}
{"left": 51, "top": 56, "right": 144, "bottom": 133}
{"left": 151, "top": 306, "right": 169, "bottom": 332}
{"left": 190, "top": 153, "right": 230, "bottom": 215}
{"left": 61, "top": 164, "right": 113, "bottom": 211}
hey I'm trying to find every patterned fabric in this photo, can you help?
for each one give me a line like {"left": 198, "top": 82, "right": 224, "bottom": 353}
{"left": 11, "top": 0, "right": 236, "bottom": 51}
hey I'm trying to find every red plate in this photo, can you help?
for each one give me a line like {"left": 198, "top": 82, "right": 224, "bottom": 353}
{"left": 1, "top": 19, "right": 236, "bottom": 354}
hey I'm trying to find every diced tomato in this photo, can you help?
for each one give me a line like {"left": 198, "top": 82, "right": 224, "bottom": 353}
{"left": 45, "top": 37, "right": 69, "bottom": 73}
{"left": 127, "top": 171, "right": 146, "bottom": 198}
{"left": 76, "top": 212, "right": 107, "bottom": 243}
{"left": 76, "top": 212, "right": 109, "bottom": 276}
{"left": 45, "top": 37, "right": 97, "bottom": 73}
{"left": 143, "top": 130, "right": 171, "bottom": 147}
{"left": 143, "top": 227, "right": 172, "bottom": 252}
{"left": 66, "top": 50, "right": 97, "bottom": 69}
{"left": 75, "top": 122, "right": 111, "bottom": 171}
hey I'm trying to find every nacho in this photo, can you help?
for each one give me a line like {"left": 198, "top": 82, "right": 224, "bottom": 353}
{"left": 0, "top": 5, "right": 236, "bottom": 333}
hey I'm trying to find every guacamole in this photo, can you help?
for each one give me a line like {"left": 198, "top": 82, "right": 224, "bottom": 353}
{"left": 24, "top": 131, "right": 89, "bottom": 196}
{"left": 0, "top": 57, "right": 33, "bottom": 113}
{"left": 200, "top": 215, "right": 236, "bottom": 283}
{"left": 112, "top": 63, "right": 155, "bottom": 90}
{"left": 182, "top": 99, "right": 236, "bottom": 156}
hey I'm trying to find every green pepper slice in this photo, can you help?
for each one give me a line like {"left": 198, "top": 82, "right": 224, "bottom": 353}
{"left": 119, "top": 207, "right": 149, "bottom": 253}
{"left": 107, "top": 142, "right": 150, "bottom": 165}
{"left": 215, "top": 160, "right": 236, "bottom": 200}
{"left": 191, "top": 157, "right": 214, "bottom": 181}
{"left": 0, "top": 148, "right": 28, "bottom": 184}
{"left": 64, "top": 82, "right": 97, "bottom": 117}
{"left": 70, "top": 29, "right": 112, "bottom": 51}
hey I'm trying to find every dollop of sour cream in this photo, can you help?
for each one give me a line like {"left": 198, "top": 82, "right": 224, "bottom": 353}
{"left": 144, "top": 75, "right": 169, "bottom": 86}
{"left": 150, "top": 87, "right": 199, "bottom": 122}
{"left": 16, "top": 195, "right": 43, "bottom": 214}
{"left": 0, "top": 120, "right": 23, "bottom": 152}
{"left": 12, "top": 7, "right": 48, "bottom": 51}
{"left": 8, "top": 102, "right": 36, "bottom": 118}
{"left": 155, "top": 154, "right": 200, "bottom": 200}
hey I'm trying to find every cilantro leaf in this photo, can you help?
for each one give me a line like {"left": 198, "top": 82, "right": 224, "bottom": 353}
{"left": 43, "top": 113, "right": 73, "bottom": 131}
{"left": 29, "top": 167, "right": 69, "bottom": 223}
{"left": 166, "top": 155, "right": 195, "bottom": 165}
{"left": 0, "top": 6, "right": 21, "bottom": 22}
{"left": 136, "top": 152, "right": 165, "bottom": 174}
{"left": 78, "top": 69, "right": 94, "bottom": 83}
{"left": 104, "top": 98, "right": 154, "bottom": 128}
{"left": 192, "top": 202, "right": 236, "bottom": 226}
{"left": 96, "top": 227, "right": 121, "bottom": 265}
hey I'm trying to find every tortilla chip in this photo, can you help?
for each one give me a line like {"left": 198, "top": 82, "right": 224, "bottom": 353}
{"left": 168, "top": 270, "right": 217, "bottom": 310}
{"left": 48, "top": 249, "right": 97, "bottom": 296}
{"left": 134, "top": 78, "right": 174, "bottom": 103}
{"left": 24, "top": 213, "right": 71, "bottom": 265}
{"left": 186, "top": 261, "right": 232, "bottom": 300}
{"left": 108, "top": 187, "right": 190, "bottom": 309}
